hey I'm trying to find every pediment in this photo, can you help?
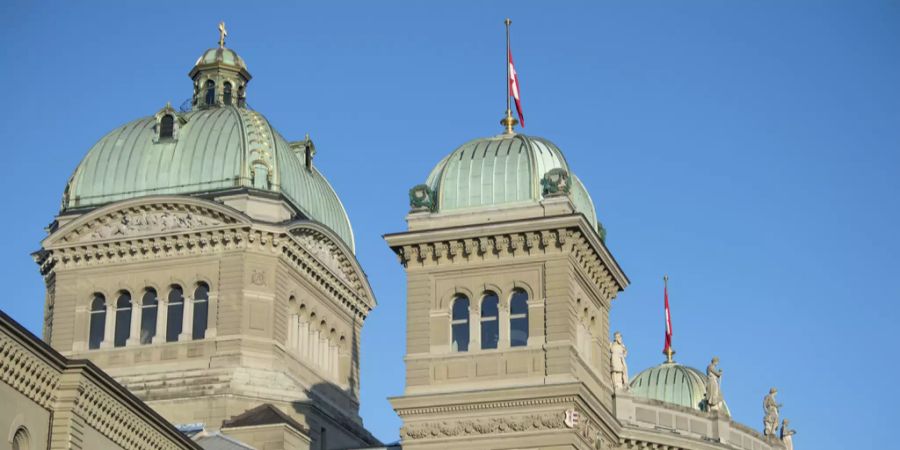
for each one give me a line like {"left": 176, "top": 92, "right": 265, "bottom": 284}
{"left": 46, "top": 197, "right": 249, "bottom": 247}
{"left": 288, "top": 223, "right": 375, "bottom": 310}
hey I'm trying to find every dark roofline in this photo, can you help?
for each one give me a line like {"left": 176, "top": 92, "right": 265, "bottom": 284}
{"left": 0, "top": 309, "right": 203, "bottom": 450}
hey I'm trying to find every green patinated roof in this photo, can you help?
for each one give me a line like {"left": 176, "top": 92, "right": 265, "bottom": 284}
{"left": 195, "top": 47, "right": 247, "bottom": 70}
{"left": 629, "top": 362, "right": 730, "bottom": 414}
{"left": 425, "top": 133, "right": 599, "bottom": 228}
{"left": 64, "top": 106, "right": 354, "bottom": 251}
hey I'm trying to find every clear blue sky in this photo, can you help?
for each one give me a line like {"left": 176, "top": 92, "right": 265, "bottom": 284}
{"left": 2, "top": 2, "right": 898, "bottom": 448}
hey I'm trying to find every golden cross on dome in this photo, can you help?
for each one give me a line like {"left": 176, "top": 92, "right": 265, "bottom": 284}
{"left": 218, "top": 21, "right": 228, "bottom": 48}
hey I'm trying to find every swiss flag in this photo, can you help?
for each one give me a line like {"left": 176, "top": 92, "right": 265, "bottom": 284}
{"left": 508, "top": 48, "right": 525, "bottom": 127}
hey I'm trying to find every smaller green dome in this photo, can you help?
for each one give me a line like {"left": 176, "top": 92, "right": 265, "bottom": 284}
{"left": 194, "top": 47, "right": 247, "bottom": 71}
{"left": 629, "top": 362, "right": 729, "bottom": 414}
{"left": 424, "top": 133, "right": 599, "bottom": 229}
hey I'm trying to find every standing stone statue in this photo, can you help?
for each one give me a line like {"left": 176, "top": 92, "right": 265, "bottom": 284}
{"left": 609, "top": 332, "right": 628, "bottom": 390}
{"left": 763, "top": 388, "right": 782, "bottom": 437}
{"left": 780, "top": 419, "right": 796, "bottom": 450}
{"left": 706, "top": 357, "right": 723, "bottom": 412}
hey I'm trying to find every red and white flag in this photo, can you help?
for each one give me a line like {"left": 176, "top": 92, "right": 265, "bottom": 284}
{"left": 663, "top": 280, "right": 673, "bottom": 355}
{"left": 508, "top": 48, "right": 525, "bottom": 127}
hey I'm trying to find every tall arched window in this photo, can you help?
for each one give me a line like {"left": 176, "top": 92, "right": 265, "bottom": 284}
{"left": 89, "top": 294, "right": 106, "bottom": 350}
{"left": 159, "top": 114, "right": 175, "bottom": 139}
{"left": 114, "top": 291, "right": 132, "bottom": 347}
{"left": 237, "top": 85, "right": 245, "bottom": 107}
{"left": 140, "top": 288, "right": 158, "bottom": 344}
{"left": 480, "top": 292, "right": 499, "bottom": 350}
{"left": 166, "top": 285, "right": 184, "bottom": 342}
{"left": 510, "top": 289, "right": 529, "bottom": 347}
{"left": 205, "top": 80, "right": 216, "bottom": 106}
{"left": 451, "top": 295, "right": 470, "bottom": 352}
{"left": 11, "top": 427, "right": 30, "bottom": 450}
{"left": 192, "top": 283, "right": 209, "bottom": 340}
{"left": 223, "top": 82, "right": 233, "bottom": 105}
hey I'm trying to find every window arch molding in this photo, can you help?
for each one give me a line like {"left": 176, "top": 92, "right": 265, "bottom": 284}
{"left": 438, "top": 286, "right": 474, "bottom": 311}
{"left": 7, "top": 416, "right": 30, "bottom": 450}
{"left": 498, "top": 282, "right": 532, "bottom": 306}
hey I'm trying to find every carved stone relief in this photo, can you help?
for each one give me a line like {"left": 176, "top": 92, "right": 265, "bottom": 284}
{"left": 78, "top": 211, "right": 223, "bottom": 242}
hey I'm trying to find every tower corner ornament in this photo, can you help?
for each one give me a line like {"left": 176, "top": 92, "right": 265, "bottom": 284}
{"left": 541, "top": 168, "right": 570, "bottom": 197}
{"left": 408, "top": 184, "right": 436, "bottom": 212}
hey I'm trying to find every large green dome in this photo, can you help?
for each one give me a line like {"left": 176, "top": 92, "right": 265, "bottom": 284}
{"left": 629, "top": 362, "right": 730, "bottom": 414}
{"left": 63, "top": 106, "right": 354, "bottom": 250}
{"left": 424, "top": 133, "right": 599, "bottom": 229}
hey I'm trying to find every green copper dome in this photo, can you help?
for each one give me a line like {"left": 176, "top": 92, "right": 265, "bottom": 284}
{"left": 63, "top": 106, "right": 354, "bottom": 251}
{"left": 194, "top": 47, "right": 247, "bottom": 71}
{"left": 629, "top": 362, "right": 730, "bottom": 414}
{"left": 424, "top": 133, "right": 599, "bottom": 229}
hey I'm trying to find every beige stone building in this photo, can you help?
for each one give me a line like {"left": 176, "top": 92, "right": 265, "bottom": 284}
{"left": 0, "top": 28, "right": 797, "bottom": 450}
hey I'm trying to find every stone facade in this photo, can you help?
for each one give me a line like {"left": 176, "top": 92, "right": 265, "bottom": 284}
{"left": 32, "top": 195, "right": 379, "bottom": 449}
{"left": 386, "top": 196, "right": 628, "bottom": 449}
{"left": 0, "top": 310, "right": 199, "bottom": 450}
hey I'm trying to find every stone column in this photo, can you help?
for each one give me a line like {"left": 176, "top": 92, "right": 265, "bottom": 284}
{"left": 101, "top": 303, "right": 115, "bottom": 349}
{"left": 179, "top": 294, "right": 194, "bottom": 341}
{"left": 469, "top": 302, "right": 480, "bottom": 351}
{"left": 205, "top": 290, "right": 218, "bottom": 338}
{"left": 287, "top": 314, "right": 297, "bottom": 350}
{"left": 126, "top": 299, "right": 141, "bottom": 346}
{"left": 153, "top": 298, "right": 168, "bottom": 344}
{"left": 498, "top": 301, "right": 510, "bottom": 350}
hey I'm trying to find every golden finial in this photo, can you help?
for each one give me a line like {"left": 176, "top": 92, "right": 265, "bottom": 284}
{"left": 218, "top": 22, "right": 228, "bottom": 48}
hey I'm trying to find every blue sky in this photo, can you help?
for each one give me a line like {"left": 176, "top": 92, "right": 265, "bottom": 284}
{"left": 1, "top": 2, "right": 898, "bottom": 448}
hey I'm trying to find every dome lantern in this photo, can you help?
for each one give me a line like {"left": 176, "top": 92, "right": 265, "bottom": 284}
{"left": 188, "top": 22, "right": 251, "bottom": 110}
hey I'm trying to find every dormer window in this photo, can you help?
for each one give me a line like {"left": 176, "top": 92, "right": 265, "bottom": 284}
{"left": 159, "top": 114, "right": 175, "bottom": 139}
{"left": 205, "top": 80, "right": 216, "bottom": 106}
{"left": 223, "top": 82, "right": 233, "bottom": 106}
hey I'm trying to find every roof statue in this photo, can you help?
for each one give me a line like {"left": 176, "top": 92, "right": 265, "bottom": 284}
{"left": 706, "top": 356, "right": 724, "bottom": 413}
{"left": 610, "top": 331, "right": 629, "bottom": 391}
{"left": 781, "top": 419, "right": 797, "bottom": 450}
{"left": 764, "top": 387, "right": 783, "bottom": 438}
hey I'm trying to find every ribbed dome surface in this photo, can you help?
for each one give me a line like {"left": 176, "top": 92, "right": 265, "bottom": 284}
{"left": 629, "top": 362, "right": 729, "bottom": 414}
{"left": 425, "top": 133, "right": 598, "bottom": 228}
{"left": 64, "top": 106, "right": 354, "bottom": 250}
{"left": 194, "top": 47, "right": 247, "bottom": 70}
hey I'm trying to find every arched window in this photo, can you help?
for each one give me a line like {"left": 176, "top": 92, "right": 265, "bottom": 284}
{"left": 192, "top": 283, "right": 209, "bottom": 339}
{"left": 510, "top": 289, "right": 529, "bottom": 347}
{"left": 166, "top": 285, "right": 184, "bottom": 342}
{"left": 140, "top": 288, "right": 158, "bottom": 344}
{"left": 223, "top": 82, "right": 233, "bottom": 105}
{"left": 205, "top": 80, "right": 216, "bottom": 106}
{"left": 159, "top": 114, "right": 174, "bottom": 139}
{"left": 11, "top": 427, "right": 30, "bottom": 450}
{"left": 451, "top": 295, "right": 470, "bottom": 352}
{"left": 480, "top": 292, "right": 499, "bottom": 350}
{"left": 114, "top": 291, "right": 132, "bottom": 347}
{"left": 237, "top": 85, "right": 245, "bottom": 107}
{"left": 88, "top": 294, "right": 106, "bottom": 350}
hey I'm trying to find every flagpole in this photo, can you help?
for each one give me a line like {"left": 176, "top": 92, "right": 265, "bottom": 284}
{"left": 501, "top": 18, "right": 517, "bottom": 134}
{"left": 664, "top": 274, "right": 675, "bottom": 363}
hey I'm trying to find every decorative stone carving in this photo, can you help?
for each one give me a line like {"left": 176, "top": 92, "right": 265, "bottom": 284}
{"left": 295, "top": 233, "right": 349, "bottom": 281}
{"left": 564, "top": 409, "right": 580, "bottom": 428}
{"left": 763, "top": 387, "right": 782, "bottom": 437}
{"left": 610, "top": 331, "right": 628, "bottom": 390}
{"left": 400, "top": 411, "right": 567, "bottom": 440}
{"left": 706, "top": 356, "right": 723, "bottom": 412}
{"left": 85, "top": 211, "right": 221, "bottom": 241}
{"left": 409, "top": 184, "right": 436, "bottom": 212}
{"left": 250, "top": 269, "right": 266, "bottom": 286}
{"left": 780, "top": 419, "right": 796, "bottom": 450}
{"left": 541, "top": 168, "right": 570, "bottom": 197}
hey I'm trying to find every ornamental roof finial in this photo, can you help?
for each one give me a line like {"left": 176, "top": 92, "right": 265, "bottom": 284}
{"left": 218, "top": 21, "right": 228, "bottom": 48}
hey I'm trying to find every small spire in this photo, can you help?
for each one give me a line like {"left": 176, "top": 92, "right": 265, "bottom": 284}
{"left": 218, "top": 21, "right": 228, "bottom": 48}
